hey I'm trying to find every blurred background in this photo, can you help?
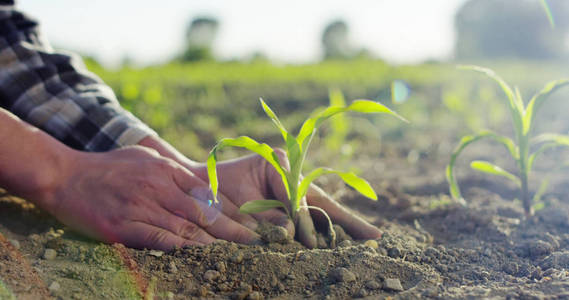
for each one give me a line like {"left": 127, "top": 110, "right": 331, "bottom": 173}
{"left": 17, "top": 0, "right": 569, "bottom": 169}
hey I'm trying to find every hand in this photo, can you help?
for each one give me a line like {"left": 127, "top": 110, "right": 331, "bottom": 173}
{"left": 188, "top": 150, "right": 382, "bottom": 248}
{"left": 40, "top": 146, "right": 263, "bottom": 250}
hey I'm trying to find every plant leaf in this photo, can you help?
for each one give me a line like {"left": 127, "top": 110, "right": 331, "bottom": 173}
{"left": 470, "top": 160, "right": 521, "bottom": 186}
{"left": 298, "top": 167, "right": 377, "bottom": 203}
{"left": 528, "top": 133, "right": 569, "bottom": 171}
{"left": 446, "top": 130, "right": 518, "bottom": 202}
{"left": 523, "top": 79, "right": 569, "bottom": 135}
{"left": 239, "top": 199, "right": 288, "bottom": 214}
{"left": 297, "top": 99, "right": 407, "bottom": 151}
{"left": 207, "top": 136, "right": 290, "bottom": 203}
{"left": 458, "top": 65, "right": 524, "bottom": 135}
{"left": 259, "top": 98, "right": 288, "bottom": 141}
{"left": 532, "top": 177, "right": 550, "bottom": 204}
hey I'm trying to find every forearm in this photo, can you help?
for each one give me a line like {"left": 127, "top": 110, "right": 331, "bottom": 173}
{"left": 0, "top": 108, "right": 75, "bottom": 209}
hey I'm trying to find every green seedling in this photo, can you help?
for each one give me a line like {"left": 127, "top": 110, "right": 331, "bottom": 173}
{"left": 207, "top": 97, "right": 407, "bottom": 242}
{"left": 446, "top": 65, "right": 569, "bottom": 216}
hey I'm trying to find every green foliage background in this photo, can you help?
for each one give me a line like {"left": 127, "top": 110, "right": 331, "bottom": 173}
{"left": 86, "top": 59, "right": 569, "bottom": 166}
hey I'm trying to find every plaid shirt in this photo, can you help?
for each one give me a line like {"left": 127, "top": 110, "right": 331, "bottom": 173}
{"left": 0, "top": 1, "right": 156, "bottom": 151}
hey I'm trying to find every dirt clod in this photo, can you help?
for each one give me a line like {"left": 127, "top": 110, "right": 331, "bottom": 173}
{"left": 260, "top": 225, "right": 289, "bottom": 244}
{"left": 203, "top": 269, "right": 220, "bottom": 282}
{"left": 365, "top": 280, "right": 381, "bottom": 290}
{"left": 247, "top": 291, "right": 264, "bottom": 300}
{"left": 387, "top": 247, "right": 402, "bottom": 258}
{"left": 168, "top": 261, "right": 178, "bottom": 273}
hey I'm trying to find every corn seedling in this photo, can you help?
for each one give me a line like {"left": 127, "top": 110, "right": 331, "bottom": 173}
{"left": 207, "top": 97, "right": 407, "bottom": 241}
{"left": 446, "top": 65, "right": 569, "bottom": 216}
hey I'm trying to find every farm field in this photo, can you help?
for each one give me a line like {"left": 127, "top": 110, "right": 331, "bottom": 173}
{"left": 3, "top": 59, "right": 569, "bottom": 299}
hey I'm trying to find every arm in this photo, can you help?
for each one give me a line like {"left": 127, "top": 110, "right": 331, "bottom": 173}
{"left": 0, "top": 108, "right": 261, "bottom": 249}
{"left": 0, "top": 4, "right": 155, "bottom": 151}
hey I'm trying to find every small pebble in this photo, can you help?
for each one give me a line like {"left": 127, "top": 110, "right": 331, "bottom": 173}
{"left": 8, "top": 239, "right": 20, "bottom": 250}
{"left": 329, "top": 267, "right": 356, "bottom": 283}
{"left": 231, "top": 251, "right": 244, "bottom": 264}
{"left": 168, "top": 261, "right": 178, "bottom": 273}
{"left": 215, "top": 261, "right": 227, "bottom": 273}
{"left": 48, "top": 281, "right": 60, "bottom": 293}
{"left": 365, "top": 280, "right": 381, "bottom": 290}
{"left": 247, "top": 291, "right": 264, "bottom": 300}
{"left": 338, "top": 240, "right": 352, "bottom": 248}
{"left": 43, "top": 248, "right": 57, "bottom": 260}
{"left": 364, "top": 240, "right": 378, "bottom": 249}
{"left": 204, "top": 270, "right": 220, "bottom": 282}
{"left": 388, "top": 247, "right": 402, "bottom": 258}
{"left": 383, "top": 278, "right": 404, "bottom": 292}
{"left": 148, "top": 250, "right": 164, "bottom": 257}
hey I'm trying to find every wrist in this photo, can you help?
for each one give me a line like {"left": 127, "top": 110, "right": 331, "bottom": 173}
{"left": 0, "top": 109, "right": 79, "bottom": 212}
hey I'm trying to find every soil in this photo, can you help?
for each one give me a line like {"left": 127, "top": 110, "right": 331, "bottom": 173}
{"left": 2, "top": 140, "right": 569, "bottom": 299}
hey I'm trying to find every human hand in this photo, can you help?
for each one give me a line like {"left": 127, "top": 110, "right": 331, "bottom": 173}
{"left": 188, "top": 150, "right": 382, "bottom": 248}
{"left": 38, "top": 146, "right": 263, "bottom": 250}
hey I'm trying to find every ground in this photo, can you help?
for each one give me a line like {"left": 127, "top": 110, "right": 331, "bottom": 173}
{"left": 2, "top": 134, "right": 569, "bottom": 300}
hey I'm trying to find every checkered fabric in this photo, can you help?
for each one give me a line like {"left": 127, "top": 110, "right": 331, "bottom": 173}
{"left": 0, "top": 1, "right": 157, "bottom": 151}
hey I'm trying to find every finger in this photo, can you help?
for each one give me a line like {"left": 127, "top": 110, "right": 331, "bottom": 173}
{"left": 307, "top": 184, "right": 382, "bottom": 240}
{"left": 144, "top": 207, "right": 216, "bottom": 245}
{"left": 171, "top": 164, "right": 259, "bottom": 230}
{"left": 204, "top": 213, "right": 262, "bottom": 245}
{"left": 296, "top": 205, "right": 317, "bottom": 248}
{"left": 119, "top": 221, "right": 207, "bottom": 251}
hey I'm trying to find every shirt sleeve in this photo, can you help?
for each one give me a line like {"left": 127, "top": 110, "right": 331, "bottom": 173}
{"left": 0, "top": 3, "right": 158, "bottom": 152}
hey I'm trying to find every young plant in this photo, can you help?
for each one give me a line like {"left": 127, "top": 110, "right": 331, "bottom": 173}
{"left": 207, "top": 97, "right": 407, "bottom": 242}
{"left": 446, "top": 65, "right": 569, "bottom": 216}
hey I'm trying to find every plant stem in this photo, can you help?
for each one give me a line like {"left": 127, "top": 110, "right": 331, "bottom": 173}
{"left": 300, "top": 205, "right": 337, "bottom": 247}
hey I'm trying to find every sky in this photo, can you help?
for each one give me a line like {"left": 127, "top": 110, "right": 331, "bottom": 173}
{"left": 19, "top": 0, "right": 469, "bottom": 67}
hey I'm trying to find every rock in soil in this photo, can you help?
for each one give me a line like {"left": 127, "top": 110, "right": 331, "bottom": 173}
{"left": 365, "top": 280, "right": 382, "bottom": 290}
{"left": 203, "top": 270, "right": 220, "bottom": 282}
{"left": 8, "top": 239, "right": 19, "bottom": 250}
{"left": 329, "top": 267, "right": 356, "bottom": 283}
{"left": 43, "top": 248, "right": 57, "bottom": 260}
{"left": 383, "top": 278, "right": 404, "bottom": 292}
{"left": 48, "top": 281, "right": 60, "bottom": 293}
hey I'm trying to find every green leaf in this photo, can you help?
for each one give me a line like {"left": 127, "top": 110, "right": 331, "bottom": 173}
{"left": 523, "top": 79, "right": 569, "bottom": 135}
{"left": 297, "top": 99, "right": 407, "bottom": 151}
{"left": 528, "top": 133, "right": 569, "bottom": 171}
{"left": 446, "top": 130, "right": 518, "bottom": 201}
{"left": 298, "top": 167, "right": 377, "bottom": 204}
{"left": 259, "top": 98, "right": 288, "bottom": 141}
{"left": 239, "top": 200, "right": 288, "bottom": 214}
{"left": 207, "top": 136, "right": 290, "bottom": 203}
{"left": 532, "top": 177, "right": 550, "bottom": 204}
{"left": 326, "top": 89, "right": 349, "bottom": 150}
{"left": 470, "top": 160, "right": 521, "bottom": 186}
{"left": 458, "top": 65, "right": 524, "bottom": 135}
